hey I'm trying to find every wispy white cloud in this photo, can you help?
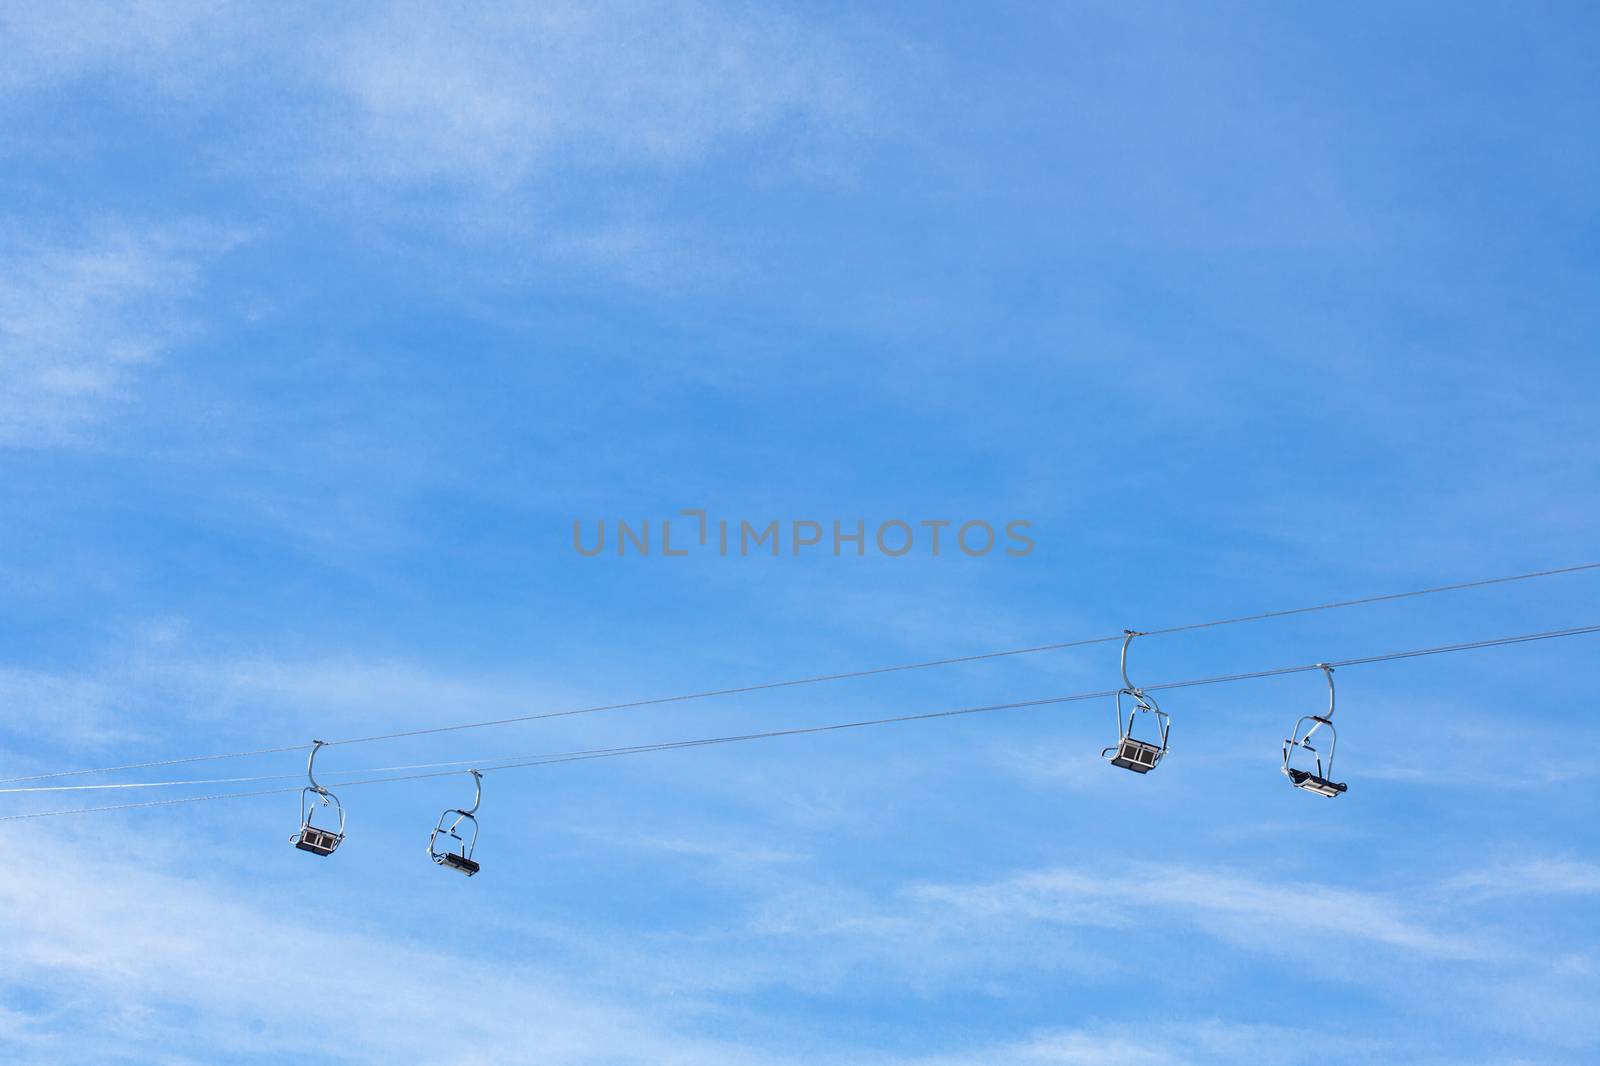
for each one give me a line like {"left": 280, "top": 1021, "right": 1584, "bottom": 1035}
{"left": 586, "top": 825, "right": 808, "bottom": 869}
{"left": 0, "top": 2, "right": 230, "bottom": 96}
{"left": 908, "top": 863, "right": 1481, "bottom": 960}
{"left": 691, "top": 857, "right": 1514, "bottom": 1009}
{"left": 990, "top": 740, "right": 1117, "bottom": 791}
{"left": 0, "top": 223, "right": 235, "bottom": 447}
{"left": 1355, "top": 699, "right": 1600, "bottom": 789}
{"left": 1443, "top": 859, "right": 1600, "bottom": 900}
{"left": 0, "top": 833, "right": 1451, "bottom": 1066}
{"left": 1, "top": 2, "right": 888, "bottom": 454}
{"left": 314, "top": 3, "right": 864, "bottom": 188}
{"left": 0, "top": 666, "right": 144, "bottom": 752}
{"left": 721, "top": 859, "right": 1489, "bottom": 1010}
{"left": 3, "top": 2, "right": 874, "bottom": 199}
{"left": 710, "top": 858, "right": 1595, "bottom": 1054}
{"left": 0, "top": 627, "right": 589, "bottom": 774}
{"left": 2, "top": 0, "right": 889, "bottom": 302}
{"left": 904, "top": 1020, "right": 1400, "bottom": 1066}
{"left": 0, "top": 834, "right": 789, "bottom": 1065}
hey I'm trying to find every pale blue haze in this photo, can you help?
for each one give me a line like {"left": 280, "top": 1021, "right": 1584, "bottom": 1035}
{"left": 1, "top": 3, "right": 1597, "bottom": 1063}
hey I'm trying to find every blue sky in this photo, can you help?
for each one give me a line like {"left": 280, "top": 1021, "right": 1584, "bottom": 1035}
{"left": 2, "top": 2, "right": 1598, "bottom": 1063}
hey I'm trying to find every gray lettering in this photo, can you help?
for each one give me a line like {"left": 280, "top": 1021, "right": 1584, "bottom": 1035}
{"left": 834, "top": 519, "right": 865, "bottom": 556}
{"left": 792, "top": 520, "right": 822, "bottom": 555}
{"left": 1005, "top": 519, "right": 1035, "bottom": 557}
{"left": 573, "top": 519, "right": 605, "bottom": 557}
{"left": 618, "top": 518, "right": 649, "bottom": 556}
{"left": 876, "top": 520, "right": 913, "bottom": 557}
{"left": 958, "top": 519, "right": 994, "bottom": 556}
{"left": 742, "top": 520, "right": 779, "bottom": 556}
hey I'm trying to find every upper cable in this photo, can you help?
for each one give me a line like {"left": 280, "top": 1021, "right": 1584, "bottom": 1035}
{"left": 4, "top": 620, "right": 1597, "bottom": 821}
{"left": 2, "top": 561, "right": 1595, "bottom": 787}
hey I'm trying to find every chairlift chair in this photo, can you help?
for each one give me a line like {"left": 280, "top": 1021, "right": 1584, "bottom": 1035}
{"left": 293, "top": 740, "right": 347, "bottom": 855}
{"left": 429, "top": 770, "right": 483, "bottom": 877}
{"left": 1101, "top": 630, "right": 1170, "bottom": 773}
{"left": 1282, "top": 664, "right": 1348, "bottom": 797}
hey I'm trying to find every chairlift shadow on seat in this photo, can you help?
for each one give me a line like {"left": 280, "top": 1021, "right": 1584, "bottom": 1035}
{"left": 1282, "top": 664, "right": 1348, "bottom": 798}
{"left": 1101, "top": 630, "right": 1170, "bottom": 774}
{"left": 293, "top": 739, "right": 346, "bottom": 855}
{"left": 429, "top": 770, "right": 483, "bottom": 877}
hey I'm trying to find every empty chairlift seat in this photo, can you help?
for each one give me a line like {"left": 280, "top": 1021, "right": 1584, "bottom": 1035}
{"left": 1101, "top": 630, "right": 1171, "bottom": 774}
{"left": 438, "top": 851, "right": 481, "bottom": 876}
{"left": 1109, "top": 735, "right": 1163, "bottom": 773}
{"left": 292, "top": 739, "right": 347, "bottom": 856}
{"left": 1285, "top": 766, "right": 1347, "bottom": 797}
{"left": 295, "top": 824, "right": 344, "bottom": 855}
{"left": 429, "top": 770, "right": 484, "bottom": 878}
{"left": 1281, "top": 664, "right": 1349, "bottom": 799}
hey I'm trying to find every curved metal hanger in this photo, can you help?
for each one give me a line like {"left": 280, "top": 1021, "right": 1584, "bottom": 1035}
{"left": 1120, "top": 629, "right": 1143, "bottom": 695}
{"left": 429, "top": 770, "right": 484, "bottom": 875}
{"left": 1118, "top": 629, "right": 1161, "bottom": 712}
{"left": 459, "top": 768, "right": 482, "bottom": 817}
{"left": 307, "top": 739, "right": 331, "bottom": 794}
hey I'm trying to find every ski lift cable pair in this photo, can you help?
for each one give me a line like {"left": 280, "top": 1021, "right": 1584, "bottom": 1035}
{"left": 3, "top": 615, "right": 1595, "bottom": 797}
{"left": 3, "top": 561, "right": 1596, "bottom": 790}
{"left": 5, "top": 620, "right": 1598, "bottom": 823}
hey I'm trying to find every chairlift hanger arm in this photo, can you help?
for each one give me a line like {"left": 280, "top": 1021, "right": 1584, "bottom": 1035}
{"left": 1120, "top": 630, "right": 1142, "bottom": 693}
{"left": 307, "top": 739, "right": 330, "bottom": 793}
